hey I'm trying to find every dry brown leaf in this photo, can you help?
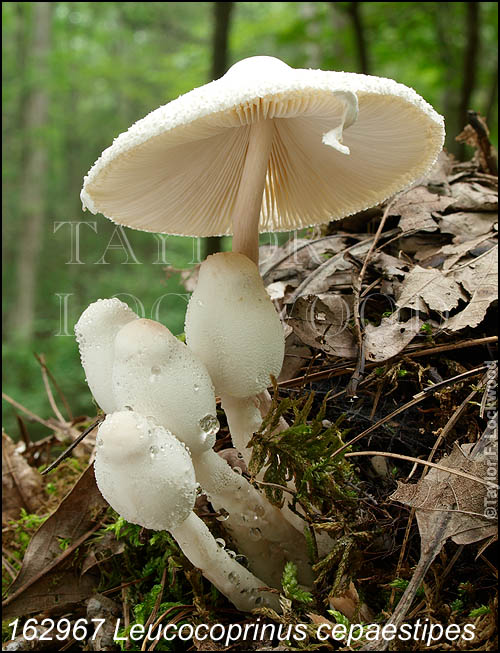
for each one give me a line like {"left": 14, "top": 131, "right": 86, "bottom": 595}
{"left": 2, "top": 464, "right": 108, "bottom": 618}
{"left": 2, "top": 432, "right": 44, "bottom": 525}
{"left": 288, "top": 294, "right": 356, "bottom": 358}
{"left": 278, "top": 333, "right": 312, "bottom": 382}
{"left": 364, "top": 315, "right": 422, "bottom": 362}
{"left": 396, "top": 265, "right": 466, "bottom": 313}
{"left": 371, "top": 252, "right": 410, "bottom": 279}
{"left": 445, "top": 245, "right": 498, "bottom": 331}
{"left": 392, "top": 186, "right": 453, "bottom": 233}
{"left": 363, "top": 431, "right": 498, "bottom": 651}
{"left": 391, "top": 441, "right": 497, "bottom": 546}
{"left": 329, "top": 581, "right": 374, "bottom": 622}
{"left": 449, "top": 181, "right": 498, "bottom": 212}
{"left": 437, "top": 211, "right": 497, "bottom": 243}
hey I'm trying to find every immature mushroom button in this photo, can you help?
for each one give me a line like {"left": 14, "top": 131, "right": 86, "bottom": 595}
{"left": 109, "top": 315, "right": 312, "bottom": 586}
{"left": 112, "top": 318, "right": 217, "bottom": 454}
{"left": 75, "top": 298, "right": 138, "bottom": 414}
{"left": 94, "top": 411, "right": 280, "bottom": 612}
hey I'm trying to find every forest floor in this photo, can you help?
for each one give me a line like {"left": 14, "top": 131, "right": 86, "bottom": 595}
{"left": 2, "top": 124, "right": 498, "bottom": 651}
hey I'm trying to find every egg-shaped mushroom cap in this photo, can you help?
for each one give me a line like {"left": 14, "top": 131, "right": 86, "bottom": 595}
{"left": 185, "top": 252, "right": 285, "bottom": 397}
{"left": 75, "top": 298, "right": 138, "bottom": 414}
{"left": 81, "top": 55, "right": 444, "bottom": 237}
{"left": 94, "top": 411, "right": 196, "bottom": 531}
{"left": 112, "top": 318, "right": 218, "bottom": 454}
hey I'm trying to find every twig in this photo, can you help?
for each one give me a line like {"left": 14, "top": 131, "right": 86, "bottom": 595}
{"left": 346, "top": 197, "right": 400, "bottom": 398}
{"left": 141, "top": 566, "right": 167, "bottom": 646}
{"left": 34, "top": 353, "right": 74, "bottom": 421}
{"left": 277, "top": 337, "right": 497, "bottom": 389}
{"left": 146, "top": 606, "right": 193, "bottom": 652}
{"left": 41, "top": 417, "right": 103, "bottom": 475}
{"left": 390, "top": 379, "right": 484, "bottom": 609}
{"left": 344, "top": 450, "right": 499, "bottom": 489}
{"left": 331, "top": 366, "right": 488, "bottom": 459}
{"left": 35, "top": 353, "right": 68, "bottom": 427}
{"left": 2, "top": 392, "right": 58, "bottom": 430}
{"left": 289, "top": 229, "right": 400, "bottom": 302}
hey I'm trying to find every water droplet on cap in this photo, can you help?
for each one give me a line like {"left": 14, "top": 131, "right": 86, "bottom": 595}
{"left": 215, "top": 538, "right": 225, "bottom": 548}
{"left": 199, "top": 414, "right": 220, "bottom": 437}
{"left": 216, "top": 508, "right": 230, "bottom": 522}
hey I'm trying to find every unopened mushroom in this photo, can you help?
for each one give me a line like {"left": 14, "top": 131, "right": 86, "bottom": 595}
{"left": 94, "top": 411, "right": 279, "bottom": 612}
{"left": 112, "top": 317, "right": 217, "bottom": 454}
{"left": 75, "top": 298, "right": 137, "bottom": 414}
{"left": 184, "top": 251, "right": 283, "bottom": 466}
{"left": 110, "top": 315, "right": 313, "bottom": 586}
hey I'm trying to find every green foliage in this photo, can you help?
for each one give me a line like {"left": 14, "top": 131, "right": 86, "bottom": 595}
{"left": 249, "top": 388, "right": 355, "bottom": 516}
{"left": 327, "top": 609, "right": 350, "bottom": 628}
{"left": 8, "top": 509, "right": 47, "bottom": 559}
{"left": 389, "top": 577, "right": 425, "bottom": 598}
{"left": 469, "top": 605, "right": 491, "bottom": 618}
{"left": 282, "top": 561, "right": 314, "bottom": 605}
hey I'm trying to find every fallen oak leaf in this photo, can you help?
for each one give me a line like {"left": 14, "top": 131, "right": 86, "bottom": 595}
{"left": 360, "top": 429, "right": 497, "bottom": 651}
{"left": 444, "top": 244, "right": 498, "bottom": 331}
{"left": 2, "top": 464, "right": 107, "bottom": 618}
{"left": 287, "top": 294, "right": 356, "bottom": 358}
{"left": 363, "top": 315, "right": 422, "bottom": 363}
{"left": 396, "top": 265, "right": 466, "bottom": 313}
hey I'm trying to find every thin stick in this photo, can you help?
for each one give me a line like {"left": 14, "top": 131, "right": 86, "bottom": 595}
{"left": 347, "top": 195, "right": 405, "bottom": 398}
{"left": 277, "top": 337, "right": 497, "bottom": 389}
{"left": 35, "top": 353, "right": 68, "bottom": 427}
{"left": 231, "top": 120, "right": 274, "bottom": 264}
{"left": 330, "top": 366, "right": 488, "bottom": 459}
{"left": 2, "top": 392, "right": 56, "bottom": 430}
{"left": 34, "top": 353, "right": 73, "bottom": 421}
{"left": 41, "top": 417, "right": 103, "bottom": 475}
{"left": 344, "top": 450, "right": 499, "bottom": 489}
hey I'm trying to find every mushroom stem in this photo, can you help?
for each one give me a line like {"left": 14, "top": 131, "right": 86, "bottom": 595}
{"left": 170, "top": 512, "right": 280, "bottom": 612}
{"left": 231, "top": 120, "right": 274, "bottom": 264}
{"left": 192, "top": 448, "right": 314, "bottom": 588}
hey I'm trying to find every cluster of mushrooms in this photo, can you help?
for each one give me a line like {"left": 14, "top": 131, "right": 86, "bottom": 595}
{"left": 77, "top": 56, "right": 445, "bottom": 612}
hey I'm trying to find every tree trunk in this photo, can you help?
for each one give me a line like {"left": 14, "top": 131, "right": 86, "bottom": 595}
{"left": 346, "top": 2, "right": 370, "bottom": 74}
{"left": 457, "top": 2, "right": 480, "bottom": 160}
{"left": 9, "top": 2, "right": 52, "bottom": 341}
{"left": 203, "top": 1, "right": 234, "bottom": 260}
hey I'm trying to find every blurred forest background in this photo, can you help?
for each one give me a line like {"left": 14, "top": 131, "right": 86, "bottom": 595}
{"left": 2, "top": 2, "right": 498, "bottom": 439}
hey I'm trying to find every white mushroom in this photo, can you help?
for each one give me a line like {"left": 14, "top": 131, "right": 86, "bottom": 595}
{"left": 75, "top": 298, "right": 138, "bottom": 414}
{"left": 184, "top": 252, "right": 284, "bottom": 399}
{"left": 110, "top": 316, "right": 313, "bottom": 586}
{"left": 94, "top": 411, "right": 279, "bottom": 612}
{"left": 80, "top": 55, "right": 444, "bottom": 266}
{"left": 112, "top": 318, "right": 217, "bottom": 455}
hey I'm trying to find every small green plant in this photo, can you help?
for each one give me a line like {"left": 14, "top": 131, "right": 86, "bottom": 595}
{"left": 469, "top": 605, "right": 491, "bottom": 618}
{"left": 389, "top": 578, "right": 424, "bottom": 598}
{"left": 282, "top": 561, "right": 314, "bottom": 604}
{"left": 420, "top": 322, "right": 432, "bottom": 334}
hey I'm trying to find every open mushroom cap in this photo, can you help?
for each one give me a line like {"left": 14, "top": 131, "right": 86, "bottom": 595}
{"left": 81, "top": 55, "right": 444, "bottom": 236}
{"left": 94, "top": 411, "right": 196, "bottom": 531}
{"left": 112, "top": 318, "right": 218, "bottom": 454}
{"left": 75, "top": 298, "right": 138, "bottom": 414}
